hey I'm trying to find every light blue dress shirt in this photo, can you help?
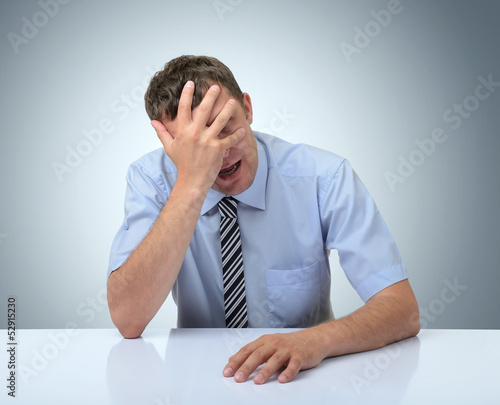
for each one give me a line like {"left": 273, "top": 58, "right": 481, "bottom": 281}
{"left": 108, "top": 132, "right": 408, "bottom": 328}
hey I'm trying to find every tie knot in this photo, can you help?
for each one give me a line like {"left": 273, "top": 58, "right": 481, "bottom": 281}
{"left": 218, "top": 197, "right": 238, "bottom": 218}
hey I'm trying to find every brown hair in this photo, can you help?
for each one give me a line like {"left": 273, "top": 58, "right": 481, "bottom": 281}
{"left": 144, "top": 55, "right": 244, "bottom": 121}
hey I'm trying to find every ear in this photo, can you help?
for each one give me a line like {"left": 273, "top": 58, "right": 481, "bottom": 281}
{"left": 242, "top": 93, "right": 253, "bottom": 125}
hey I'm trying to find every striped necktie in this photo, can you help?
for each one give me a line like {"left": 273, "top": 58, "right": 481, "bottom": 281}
{"left": 217, "top": 197, "right": 249, "bottom": 328}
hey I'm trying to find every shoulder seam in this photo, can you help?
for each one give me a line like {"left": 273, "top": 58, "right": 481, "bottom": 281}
{"left": 318, "top": 159, "right": 346, "bottom": 209}
{"left": 129, "top": 160, "right": 170, "bottom": 194}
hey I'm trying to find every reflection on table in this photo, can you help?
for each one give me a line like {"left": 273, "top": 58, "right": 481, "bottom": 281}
{"left": 10, "top": 328, "right": 500, "bottom": 405}
{"left": 106, "top": 328, "right": 420, "bottom": 404}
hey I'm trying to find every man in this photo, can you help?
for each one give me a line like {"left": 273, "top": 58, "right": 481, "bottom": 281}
{"left": 107, "top": 55, "right": 420, "bottom": 385}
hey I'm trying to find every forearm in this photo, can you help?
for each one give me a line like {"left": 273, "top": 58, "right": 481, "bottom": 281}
{"left": 314, "top": 280, "right": 420, "bottom": 358}
{"left": 107, "top": 183, "right": 206, "bottom": 338}
{"left": 108, "top": 81, "right": 245, "bottom": 338}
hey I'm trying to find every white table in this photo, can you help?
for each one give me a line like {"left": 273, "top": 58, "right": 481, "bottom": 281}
{"left": 2, "top": 328, "right": 499, "bottom": 404}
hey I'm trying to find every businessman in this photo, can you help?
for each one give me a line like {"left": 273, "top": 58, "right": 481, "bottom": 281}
{"left": 107, "top": 55, "right": 420, "bottom": 384}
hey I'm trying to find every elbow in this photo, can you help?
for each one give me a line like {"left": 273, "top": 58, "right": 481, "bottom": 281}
{"left": 407, "top": 319, "right": 421, "bottom": 338}
{"left": 108, "top": 298, "right": 145, "bottom": 340}
{"left": 110, "top": 308, "right": 145, "bottom": 339}
{"left": 118, "top": 324, "right": 144, "bottom": 339}
{"left": 107, "top": 273, "right": 145, "bottom": 339}
{"left": 405, "top": 302, "right": 421, "bottom": 338}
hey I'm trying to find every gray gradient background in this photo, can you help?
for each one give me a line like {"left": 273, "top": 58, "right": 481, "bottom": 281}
{"left": 1, "top": 0, "right": 499, "bottom": 330}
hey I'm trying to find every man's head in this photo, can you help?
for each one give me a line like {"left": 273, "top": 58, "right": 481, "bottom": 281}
{"left": 145, "top": 55, "right": 258, "bottom": 196}
{"left": 145, "top": 55, "right": 245, "bottom": 121}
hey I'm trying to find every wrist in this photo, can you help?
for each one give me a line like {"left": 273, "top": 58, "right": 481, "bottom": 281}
{"left": 167, "top": 178, "right": 209, "bottom": 213}
{"left": 298, "top": 324, "right": 334, "bottom": 361}
{"left": 308, "top": 321, "right": 345, "bottom": 359}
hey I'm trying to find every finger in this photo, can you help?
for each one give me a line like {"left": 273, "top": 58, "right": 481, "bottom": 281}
{"left": 277, "top": 356, "right": 303, "bottom": 384}
{"left": 206, "top": 98, "right": 236, "bottom": 136}
{"left": 253, "top": 351, "right": 291, "bottom": 385}
{"left": 222, "top": 339, "right": 265, "bottom": 378}
{"left": 220, "top": 128, "right": 246, "bottom": 151}
{"left": 232, "top": 346, "right": 276, "bottom": 383}
{"left": 151, "top": 120, "right": 173, "bottom": 150}
{"left": 177, "top": 80, "right": 195, "bottom": 125}
{"left": 192, "top": 84, "right": 224, "bottom": 126}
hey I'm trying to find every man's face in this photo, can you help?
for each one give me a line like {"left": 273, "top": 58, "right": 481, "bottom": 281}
{"left": 163, "top": 87, "right": 258, "bottom": 196}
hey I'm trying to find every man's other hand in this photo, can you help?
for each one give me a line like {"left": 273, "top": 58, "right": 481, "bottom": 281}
{"left": 222, "top": 329, "right": 328, "bottom": 384}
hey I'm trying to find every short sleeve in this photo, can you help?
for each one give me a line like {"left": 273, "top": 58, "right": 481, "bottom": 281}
{"left": 320, "top": 160, "right": 408, "bottom": 302}
{"left": 107, "top": 162, "right": 167, "bottom": 279}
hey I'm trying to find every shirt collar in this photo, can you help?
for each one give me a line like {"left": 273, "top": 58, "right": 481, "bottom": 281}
{"left": 201, "top": 139, "right": 267, "bottom": 215}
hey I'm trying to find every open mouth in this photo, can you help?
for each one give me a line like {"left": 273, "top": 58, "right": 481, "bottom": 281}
{"left": 219, "top": 161, "right": 241, "bottom": 176}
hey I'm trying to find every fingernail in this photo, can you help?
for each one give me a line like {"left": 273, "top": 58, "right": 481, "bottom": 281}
{"left": 254, "top": 373, "right": 264, "bottom": 384}
{"left": 278, "top": 374, "right": 288, "bottom": 383}
{"left": 223, "top": 366, "right": 233, "bottom": 377}
{"left": 211, "top": 85, "right": 220, "bottom": 92}
{"left": 228, "top": 99, "right": 235, "bottom": 105}
{"left": 238, "top": 129, "right": 245, "bottom": 136}
{"left": 185, "top": 81, "right": 194, "bottom": 88}
{"left": 234, "top": 371, "right": 245, "bottom": 382}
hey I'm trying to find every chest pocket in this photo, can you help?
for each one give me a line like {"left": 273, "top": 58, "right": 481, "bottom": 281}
{"left": 266, "top": 261, "right": 321, "bottom": 327}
